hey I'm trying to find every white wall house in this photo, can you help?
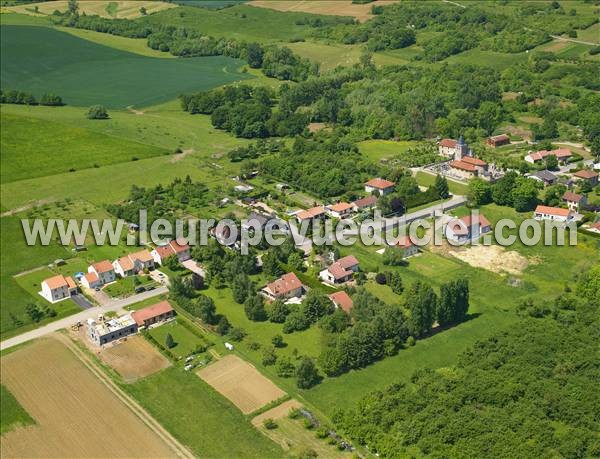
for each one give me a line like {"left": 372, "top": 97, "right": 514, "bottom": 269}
{"left": 533, "top": 205, "right": 572, "bottom": 223}
{"left": 81, "top": 272, "right": 102, "bottom": 289}
{"left": 365, "top": 178, "right": 395, "bottom": 196}
{"left": 445, "top": 214, "right": 492, "bottom": 243}
{"left": 40, "top": 275, "right": 77, "bottom": 303}
{"left": 326, "top": 202, "right": 353, "bottom": 219}
{"left": 89, "top": 260, "right": 116, "bottom": 284}
{"left": 319, "top": 255, "right": 360, "bottom": 285}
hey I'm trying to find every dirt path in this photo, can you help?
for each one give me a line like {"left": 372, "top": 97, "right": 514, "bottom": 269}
{"left": 55, "top": 334, "right": 194, "bottom": 459}
{"left": 550, "top": 35, "right": 599, "bottom": 46}
{"left": 127, "top": 105, "right": 145, "bottom": 115}
{"left": 170, "top": 148, "right": 194, "bottom": 163}
{"left": 1, "top": 199, "right": 52, "bottom": 217}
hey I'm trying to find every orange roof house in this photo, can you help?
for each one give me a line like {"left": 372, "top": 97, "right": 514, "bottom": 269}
{"left": 329, "top": 291, "right": 353, "bottom": 314}
{"left": 131, "top": 300, "right": 175, "bottom": 328}
{"left": 262, "top": 272, "right": 304, "bottom": 300}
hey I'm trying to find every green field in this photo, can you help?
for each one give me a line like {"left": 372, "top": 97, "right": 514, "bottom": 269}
{"left": 1, "top": 113, "right": 168, "bottom": 183}
{"left": 0, "top": 384, "right": 34, "bottom": 435}
{"left": 148, "top": 319, "right": 203, "bottom": 359}
{"left": 125, "top": 367, "right": 283, "bottom": 458}
{"left": 0, "top": 25, "right": 252, "bottom": 108}
{"left": 357, "top": 139, "right": 418, "bottom": 163}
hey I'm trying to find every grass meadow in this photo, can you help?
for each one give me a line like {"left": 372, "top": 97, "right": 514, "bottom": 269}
{"left": 0, "top": 384, "right": 34, "bottom": 435}
{"left": 147, "top": 319, "right": 203, "bottom": 359}
{"left": 125, "top": 367, "right": 283, "bottom": 458}
{"left": 1, "top": 25, "right": 252, "bottom": 108}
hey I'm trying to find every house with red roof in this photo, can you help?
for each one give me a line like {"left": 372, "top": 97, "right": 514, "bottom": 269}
{"left": 40, "top": 274, "right": 77, "bottom": 303}
{"left": 586, "top": 220, "right": 600, "bottom": 234}
{"left": 151, "top": 239, "right": 191, "bottom": 265}
{"left": 296, "top": 206, "right": 327, "bottom": 223}
{"left": 261, "top": 272, "right": 305, "bottom": 301}
{"left": 351, "top": 195, "right": 377, "bottom": 212}
{"left": 438, "top": 138, "right": 458, "bottom": 158}
{"left": 394, "top": 235, "right": 419, "bottom": 258}
{"left": 81, "top": 272, "right": 102, "bottom": 289}
{"left": 533, "top": 205, "right": 572, "bottom": 223}
{"left": 319, "top": 255, "right": 360, "bottom": 285}
{"left": 365, "top": 178, "right": 395, "bottom": 196}
{"left": 88, "top": 260, "right": 116, "bottom": 285}
{"left": 131, "top": 300, "right": 175, "bottom": 329}
{"left": 113, "top": 249, "right": 155, "bottom": 277}
{"left": 573, "top": 169, "right": 599, "bottom": 187}
{"left": 329, "top": 291, "right": 353, "bottom": 314}
{"left": 326, "top": 202, "right": 353, "bottom": 219}
{"left": 562, "top": 191, "right": 586, "bottom": 212}
{"left": 449, "top": 160, "right": 479, "bottom": 179}
{"left": 485, "top": 134, "right": 510, "bottom": 148}
{"left": 525, "top": 148, "right": 572, "bottom": 165}
{"left": 445, "top": 214, "right": 492, "bottom": 242}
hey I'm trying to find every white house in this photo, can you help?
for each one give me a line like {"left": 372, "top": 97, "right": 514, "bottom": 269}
{"left": 87, "top": 314, "right": 138, "bottom": 346}
{"left": 365, "top": 178, "right": 395, "bottom": 196}
{"left": 438, "top": 138, "right": 458, "bottom": 158}
{"left": 152, "top": 240, "right": 191, "bottom": 265}
{"left": 261, "top": 272, "right": 305, "bottom": 301}
{"left": 88, "top": 260, "right": 116, "bottom": 284}
{"left": 169, "top": 239, "right": 191, "bottom": 262}
{"left": 319, "top": 255, "right": 360, "bottom": 285}
{"left": 296, "top": 206, "right": 327, "bottom": 223}
{"left": 326, "top": 202, "right": 353, "bottom": 219}
{"left": 533, "top": 205, "right": 572, "bottom": 223}
{"left": 445, "top": 214, "right": 492, "bottom": 242}
{"left": 525, "top": 148, "right": 572, "bottom": 165}
{"left": 151, "top": 244, "right": 176, "bottom": 266}
{"left": 113, "top": 256, "right": 135, "bottom": 278}
{"left": 81, "top": 272, "right": 102, "bottom": 289}
{"left": 562, "top": 191, "right": 586, "bottom": 212}
{"left": 113, "top": 249, "right": 155, "bottom": 277}
{"left": 40, "top": 274, "right": 77, "bottom": 303}
{"left": 351, "top": 195, "right": 377, "bottom": 212}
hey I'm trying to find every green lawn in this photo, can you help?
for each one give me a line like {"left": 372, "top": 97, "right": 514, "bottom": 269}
{"left": 358, "top": 139, "right": 418, "bottom": 164}
{"left": 148, "top": 320, "right": 204, "bottom": 359}
{"left": 1, "top": 112, "right": 168, "bottom": 183}
{"left": 1, "top": 25, "right": 252, "bottom": 108}
{"left": 415, "top": 171, "right": 469, "bottom": 195}
{"left": 0, "top": 384, "right": 34, "bottom": 435}
{"left": 125, "top": 367, "right": 283, "bottom": 458}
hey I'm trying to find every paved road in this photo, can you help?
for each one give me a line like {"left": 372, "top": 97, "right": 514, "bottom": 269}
{"left": 0, "top": 286, "right": 168, "bottom": 351}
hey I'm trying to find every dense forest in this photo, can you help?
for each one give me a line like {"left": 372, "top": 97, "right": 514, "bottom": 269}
{"left": 334, "top": 266, "right": 600, "bottom": 458}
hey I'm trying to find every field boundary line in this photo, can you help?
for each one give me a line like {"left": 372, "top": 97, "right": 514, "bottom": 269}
{"left": 54, "top": 334, "right": 195, "bottom": 459}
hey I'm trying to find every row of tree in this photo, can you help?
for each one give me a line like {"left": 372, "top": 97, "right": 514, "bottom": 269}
{"left": 1, "top": 90, "right": 63, "bottom": 106}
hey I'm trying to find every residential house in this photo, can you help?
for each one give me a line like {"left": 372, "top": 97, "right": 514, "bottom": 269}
{"left": 296, "top": 206, "right": 327, "bottom": 223}
{"left": 533, "top": 205, "right": 572, "bottom": 223}
{"left": 562, "top": 191, "right": 586, "bottom": 212}
{"left": 151, "top": 244, "right": 175, "bottom": 266}
{"left": 81, "top": 272, "right": 101, "bottom": 289}
{"left": 328, "top": 291, "right": 353, "bottom": 314}
{"left": 365, "top": 178, "right": 395, "bottom": 196}
{"left": 573, "top": 169, "right": 599, "bottom": 187}
{"left": 587, "top": 221, "right": 600, "bottom": 234}
{"left": 525, "top": 148, "right": 572, "bottom": 165}
{"left": 131, "top": 300, "right": 175, "bottom": 329}
{"left": 351, "top": 195, "right": 377, "bottom": 212}
{"left": 113, "top": 249, "right": 155, "bottom": 277}
{"left": 40, "top": 274, "right": 77, "bottom": 303}
{"left": 445, "top": 214, "right": 492, "bottom": 242}
{"left": 461, "top": 156, "right": 488, "bottom": 174}
{"left": 394, "top": 235, "right": 419, "bottom": 258}
{"left": 485, "top": 134, "right": 510, "bottom": 148}
{"left": 528, "top": 170, "right": 557, "bottom": 187}
{"left": 169, "top": 239, "right": 191, "bottom": 262}
{"left": 319, "top": 255, "right": 360, "bottom": 285}
{"left": 88, "top": 260, "right": 116, "bottom": 284}
{"left": 326, "top": 202, "right": 353, "bottom": 219}
{"left": 261, "top": 272, "right": 305, "bottom": 301}
{"left": 449, "top": 160, "right": 479, "bottom": 179}
{"left": 438, "top": 138, "right": 458, "bottom": 158}
{"left": 87, "top": 314, "right": 138, "bottom": 346}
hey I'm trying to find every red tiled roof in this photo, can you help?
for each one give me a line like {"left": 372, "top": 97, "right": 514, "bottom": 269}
{"left": 352, "top": 195, "right": 377, "bottom": 209}
{"left": 169, "top": 239, "right": 190, "bottom": 253}
{"left": 591, "top": 221, "right": 600, "bottom": 230}
{"left": 460, "top": 214, "right": 491, "bottom": 229}
{"left": 131, "top": 301, "right": 174, "bottom": 326}
{"left": 154, "top": 244, "right": 175, "bottom": 259}
{"left": 116, "top": 256, "right": 134, "bottom": 271}
{"left": 553, "top": 148, "right": 572, "bottom": 158}
{"left": 329, "top": 291, "right": 353, "bottom": 314}
{"left": 84, "top": 272, "right": 99, "bottom": 284}
{"left": 439, "top": 138, "right": 457, "bottom": 148}
{"left": 535, "top": 205, "right": 571, "bottom": 217}
{"left": 461, "top": 156, "right": 487, "bottom": 167}
{"left": 297, "top": 206, "right": 325, "bottom": 221}
{"left": 396, "top": 235, "right": 414, "bottom": 249}
{"left": 447, "top": 214, "right": 491, "bottom": 236}
{"left": 92, "top": 260, "right": 113, "bottom": 274}
{"left": 573, "top": 169, "right": 598, "bottom": 179}
{"left": 129, "top": 249, "right": 153, "bottom": 263}
{"left": 337, "top": 255, "right": 359, "bottom": 269}
{"left": 65, "top": 276, "right": 77, "bottom": 289}
{"left": 43, "top": 274, "right": 68, "bottom": 290}
{"left": 328, "top": 202, "right": 353, "bottom": 213}
{"left": 328, "top": 255, "right": 359, "bottom": 280}
{"left": 563, "top": 191, "right": 583, "bottom": 203}
{"left": 450, "top": 160, "right": 477, "bottom": 172}
{"left": 365, "top": 178, "right": 395, "bottom": 190}
{"left": 529, "top": 148, "right": 572, "bottom": 162}
{"left": 265, "top": 272, "right": 303, "bottom": 297}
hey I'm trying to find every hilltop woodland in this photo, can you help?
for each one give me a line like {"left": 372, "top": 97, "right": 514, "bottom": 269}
{"left": 335, "top": 266, "right": 600, "bottom": 458}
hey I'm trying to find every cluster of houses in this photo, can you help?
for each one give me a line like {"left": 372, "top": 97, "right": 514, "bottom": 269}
{"left": 39, "top": 239, "right": 192, "bottom": 304}
{"left": 87, "top": 300, "right": 175, "bottom": 346}
{"left": 437, "top": 137, "right": 493, "bottom": 180}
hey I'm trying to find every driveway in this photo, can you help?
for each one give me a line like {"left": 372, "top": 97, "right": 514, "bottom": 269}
{"left": 71, "top": 294, "right": 94, "bottom": 310}
{"left": 1, "top": 286, "right": 168, "bottom": 351}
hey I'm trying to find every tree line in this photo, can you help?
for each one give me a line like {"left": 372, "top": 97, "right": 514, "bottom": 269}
{"left": 0, "top": 89, "right": 64, "bottom": 106}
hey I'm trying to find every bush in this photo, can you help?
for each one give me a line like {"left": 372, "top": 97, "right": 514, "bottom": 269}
{"left": 86, "top": 105, "right": 109, "bottom": 119}
{"left": 263, "top": 418, "right": 278, "bottom": 430}
{"left": 375, "top": 272, "right": 387, "bottom": 284}
{"left": 288, "top": 407, "right": 301, "bottom": 419}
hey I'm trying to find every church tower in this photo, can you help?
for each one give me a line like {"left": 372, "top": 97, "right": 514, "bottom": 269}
{"left": 456, "top": 135, "right": 468, "bottom": 160}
